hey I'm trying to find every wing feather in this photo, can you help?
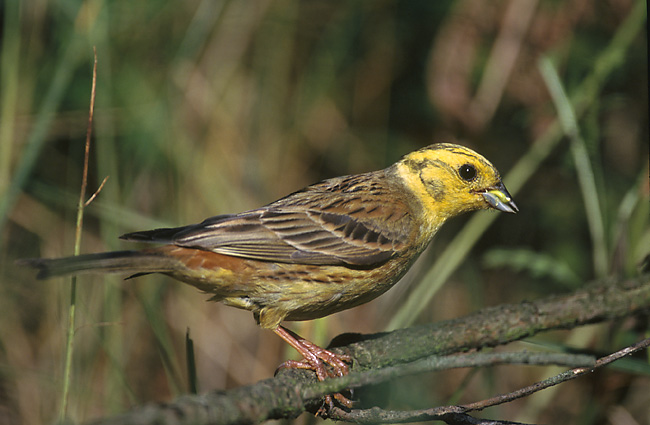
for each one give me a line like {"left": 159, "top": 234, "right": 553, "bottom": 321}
{"left": 121, "top": 171, "right": 414, "bottom": 266}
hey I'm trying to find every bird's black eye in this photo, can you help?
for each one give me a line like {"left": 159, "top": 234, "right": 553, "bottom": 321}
{"left": 459, "top": 163, "right": 477, "bottom": 181}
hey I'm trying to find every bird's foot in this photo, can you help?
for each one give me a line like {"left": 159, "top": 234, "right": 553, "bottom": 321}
{"left": 294, "top": 337, "right": 352, "bottom": 377}
{"left": 274, "top": 326, "right": 354, "bottom": 413}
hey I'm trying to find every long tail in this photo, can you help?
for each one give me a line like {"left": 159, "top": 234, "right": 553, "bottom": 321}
{"left": 18, "top": 250, "right": 177, "bottom": 280}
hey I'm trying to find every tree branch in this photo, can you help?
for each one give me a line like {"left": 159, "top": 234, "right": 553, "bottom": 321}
{"left": 327, "top": 338, "right": 650, "bottom": 423}
{"left": 84, "top": 274, "right": 650, "bottom": 425}
{"left": 301, "top": 351, "right": 596, "bottom": 400}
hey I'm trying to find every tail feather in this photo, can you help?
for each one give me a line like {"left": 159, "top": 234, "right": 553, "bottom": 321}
{"left": 17, "top": 250, "right": 176, "bottom": 280}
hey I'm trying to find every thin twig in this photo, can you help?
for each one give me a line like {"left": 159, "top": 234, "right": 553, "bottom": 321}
{"left": 84, "top": 175, "right": 110, "bottom": 207}
{"left": 460, "top": 338, "right": 650, "bottom": 411}
{"left": 327, "top": 338, "right": 650, "bottom": 423}
{"left": 60, "top": 46, "right": 97, "bottom": 420}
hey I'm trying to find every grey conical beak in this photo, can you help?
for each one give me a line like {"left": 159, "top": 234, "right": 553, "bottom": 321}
{"left": 482, "top": 182, "right": 518, "bottom": 213}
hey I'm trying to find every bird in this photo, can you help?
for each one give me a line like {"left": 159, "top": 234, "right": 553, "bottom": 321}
{"left": 20, "top": 143, "right": 517, "bottom": 405}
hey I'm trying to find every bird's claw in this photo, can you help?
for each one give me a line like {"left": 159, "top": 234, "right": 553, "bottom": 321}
{"left": 273, "top": 326, "right": 354, "bottom": 412}
{"left": 275, "top": 348, "right": 354, "bottom": 412}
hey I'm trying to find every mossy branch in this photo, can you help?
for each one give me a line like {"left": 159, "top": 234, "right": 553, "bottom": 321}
{"left": 83, "top": 274, "right": 650, "bottom": 425}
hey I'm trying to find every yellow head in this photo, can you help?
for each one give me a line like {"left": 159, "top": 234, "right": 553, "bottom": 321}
{"left": 393, "top": 143, "right": 517, "bottom": 228}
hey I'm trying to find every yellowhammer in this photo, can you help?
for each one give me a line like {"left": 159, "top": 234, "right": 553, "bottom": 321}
{"left": 21, "top": 143, "right": 517, "bottom": 404}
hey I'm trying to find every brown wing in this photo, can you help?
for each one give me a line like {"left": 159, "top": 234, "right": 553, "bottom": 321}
{"left": 122, "top": 172, "right": 413, "bottom": 266}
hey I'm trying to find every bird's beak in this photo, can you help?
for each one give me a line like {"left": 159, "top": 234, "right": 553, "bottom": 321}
{"left": 482, "top": 182, "right": 518, "bottom": 213}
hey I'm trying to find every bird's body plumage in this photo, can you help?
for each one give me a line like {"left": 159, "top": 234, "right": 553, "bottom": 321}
{"left": 21, "top": 143, "right": 517, "bottom": 392}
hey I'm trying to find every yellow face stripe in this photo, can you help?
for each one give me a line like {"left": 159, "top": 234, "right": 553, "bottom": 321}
{"left": 404, "top": 144, "right": 499, "bottom": 178}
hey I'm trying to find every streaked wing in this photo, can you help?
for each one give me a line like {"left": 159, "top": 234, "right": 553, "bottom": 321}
{"left": 121, "top": 172, "right": 414, "bottom": 266}
{"left": 120, "top": 214, "right": 238, "bottom": 243}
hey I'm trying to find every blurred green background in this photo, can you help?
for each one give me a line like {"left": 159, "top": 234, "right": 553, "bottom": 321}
{"left": 1, "top": 1, "right": 648, "bottom": 424}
